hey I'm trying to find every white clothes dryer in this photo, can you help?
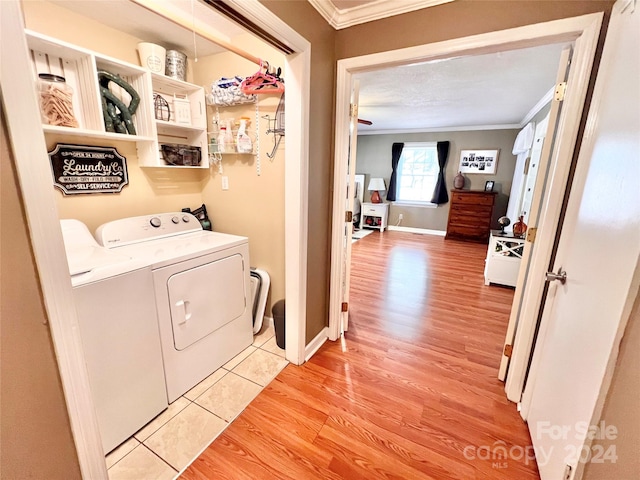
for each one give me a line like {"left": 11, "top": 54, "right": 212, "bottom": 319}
{"left": 95, "top": 212, "right": 253, "bottom": 403}
{"left": 60, "top": 220, "right": 167, "bottom": 453}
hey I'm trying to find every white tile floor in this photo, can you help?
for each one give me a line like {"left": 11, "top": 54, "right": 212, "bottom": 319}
{"left": 106, "top": 324, "right": 287, "bottom": 480}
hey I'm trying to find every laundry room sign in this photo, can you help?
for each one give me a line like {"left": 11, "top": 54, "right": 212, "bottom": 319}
{"left": 49, "top": 144, "right": 129, "bottom": 195}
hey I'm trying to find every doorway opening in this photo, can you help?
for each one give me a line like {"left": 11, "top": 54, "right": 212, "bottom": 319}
{"left": 329, "top": 14, "right": 603, "bottom": 408}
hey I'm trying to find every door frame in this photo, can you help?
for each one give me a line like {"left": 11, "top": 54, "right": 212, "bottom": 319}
{"left": 1, "top": 0, "right": 310, "bottom": 477}
{"left": 498, "top": 111, "right": 551, "bottom": 381}
{"left": 499, "top": 44, "right": 572, "bottom": 386}
{"left": 502, "top": 24, "right": 599, "bottom": 401}
{"left": 329, "top": 14, "right": 603, "bottom": 347}
{"left": 330, "top": 80, "right": 360, "bottom": 336}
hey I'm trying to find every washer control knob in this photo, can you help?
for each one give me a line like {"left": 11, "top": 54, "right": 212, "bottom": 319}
{"left": 182, "top": 215, "right": 190, "bottom": 223}
{"left": 149, "top": 217, "right": 161, "bottom": 228}
{"left": 171, "top": 216, "right": 180, "bottom": 224}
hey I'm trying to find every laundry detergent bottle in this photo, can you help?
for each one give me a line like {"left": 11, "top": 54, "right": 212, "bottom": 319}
{"left": 236, "top": 118, "right": 253, "bottom": 153}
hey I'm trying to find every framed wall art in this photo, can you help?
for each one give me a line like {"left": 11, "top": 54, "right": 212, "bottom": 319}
{"left": 458, "top": 149, "right": 499, "bottom": 174}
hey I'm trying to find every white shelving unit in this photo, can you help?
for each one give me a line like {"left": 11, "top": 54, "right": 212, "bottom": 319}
{"left": 26, "top": 30, "right": 208, "bottom": 169}
{"left": 149, "top": 73, "right": 207, "bottom": 168}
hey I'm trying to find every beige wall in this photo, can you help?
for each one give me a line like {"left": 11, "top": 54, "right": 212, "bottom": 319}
{"left": 261, "top": 0, "right": 337, "bottom": 343}
{"left": 335, "top": 0, "right": 615, "bottom": 59}
{"left": 1, "top": 107, "right": 82, "bottom": 479}
{"left": 193, "top": 35, "right": 286, "bottom": 312}
{"left": 356, "top": 129, "right": 519, "bottom": 231}
{"left": 583, "top": 290, "right": 640, "bottom": 479}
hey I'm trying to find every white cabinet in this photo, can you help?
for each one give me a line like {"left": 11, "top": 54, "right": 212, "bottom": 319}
{"left": 484, "top": 231, "right": 525, "bottom": 287}
{"left": 362, "top": 202, "right": 389, "bottom": 232}
{"left": 26, "top": 30, "right": 208, "bottom": 169}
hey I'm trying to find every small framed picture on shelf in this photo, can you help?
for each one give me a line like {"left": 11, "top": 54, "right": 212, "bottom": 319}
{"left": 459, "top": 148, "right": 499, "bottom": 174}
{"left": 484, "top": 180, "right": 495, "bottom": 192}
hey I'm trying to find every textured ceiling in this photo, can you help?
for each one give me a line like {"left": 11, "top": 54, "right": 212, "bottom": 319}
{"left": 356, "top": 43, "right": 567, "bottom": 133}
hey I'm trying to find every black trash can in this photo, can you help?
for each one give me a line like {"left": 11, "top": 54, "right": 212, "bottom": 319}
{"left": 272, "top": 299, "right": 286, "bottom": 349}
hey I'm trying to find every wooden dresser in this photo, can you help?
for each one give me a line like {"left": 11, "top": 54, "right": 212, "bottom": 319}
{"left": 445, "top": 190, "right": 497, "bottom": 243}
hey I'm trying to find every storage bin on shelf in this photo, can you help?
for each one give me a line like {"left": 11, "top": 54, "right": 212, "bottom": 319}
{"left": 37, "top": 73, "right": 79, "bottom": 128}
{"left": 207, "top": 76, "right": 257, "bottom": 107}
{"left": 27, "top": 31, "right": 100, "bottom": 132}
{"left": 160, "top": 144, "right": 202, "bottom": 167}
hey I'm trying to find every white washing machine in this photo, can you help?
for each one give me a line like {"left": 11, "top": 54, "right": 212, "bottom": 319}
{"left": 60, "top": 220, "right": 167, "bottom": 453}
{"left": 95, "top": 212, "right": 253, "bottom": 403}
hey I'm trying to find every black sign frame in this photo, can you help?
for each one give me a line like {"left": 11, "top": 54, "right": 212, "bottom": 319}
{"left": 49, "top": 144, "right": 129, "bottom": 195}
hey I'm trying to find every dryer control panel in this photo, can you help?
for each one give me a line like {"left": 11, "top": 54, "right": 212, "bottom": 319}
{"left": 96, "top": 212, "right": 203, "bottom": 247}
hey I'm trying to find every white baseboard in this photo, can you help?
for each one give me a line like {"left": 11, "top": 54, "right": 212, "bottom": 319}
{"left": 304, "top": 327, "right": 328, "bottom": 362}
{"left": 264, "top": 315, "right": 274, "bottom": 329}
{"left": 387, "top": 225, "right": 446, "bottom": 236}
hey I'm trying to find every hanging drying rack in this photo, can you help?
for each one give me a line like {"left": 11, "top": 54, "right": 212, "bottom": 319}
{"left": 263, "top": 93, "right": 285, "bottom": 159}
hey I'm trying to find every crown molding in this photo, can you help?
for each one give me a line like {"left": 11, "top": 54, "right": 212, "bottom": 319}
{"left": 357, "top": 123, "right": 521, "bottom": 135}
{"left": 520, "top": 85, "right": 554, "bottom": 127}
{"left": 308, "top": 0, "right": 454, "bottom": 30}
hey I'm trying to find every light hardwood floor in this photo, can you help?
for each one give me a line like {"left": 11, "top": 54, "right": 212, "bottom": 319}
{"left": 182, "top": 231, "right": 539, "bottom": 479}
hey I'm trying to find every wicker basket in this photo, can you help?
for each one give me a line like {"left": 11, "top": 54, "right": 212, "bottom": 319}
{"left": 160, "top": 144, "right": 201, "bottom": 166}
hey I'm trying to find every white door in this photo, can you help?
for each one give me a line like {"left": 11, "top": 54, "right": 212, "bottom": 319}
{"left": 340, "top": 80, "right": 360, "bottom": 333}
{"left": 524, "top": 2, "right": 639, "bottom": 478}
{"left": 498, "top": 46, "right": 573, "bottom": 383}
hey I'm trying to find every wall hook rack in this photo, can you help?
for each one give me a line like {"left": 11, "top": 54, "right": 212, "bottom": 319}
{"left": 208, "top": 151, "right": 223, "bottom": 173}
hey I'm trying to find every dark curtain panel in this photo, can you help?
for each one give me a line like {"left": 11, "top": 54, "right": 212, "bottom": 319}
{"left": 386, "top": 142, "right": 404, "bottom": 201}
{"left": 431, "top": 141, "right": 450, "bottom": 204}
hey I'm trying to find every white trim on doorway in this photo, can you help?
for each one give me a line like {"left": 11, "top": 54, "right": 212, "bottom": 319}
{"left": 305, "top": 327, "right": 329, "bottom": 362}
{"left": 309, "top": 0, "right": 454, "bottom": 30}
{"left": 1, "top": 2, "right": 106, "bottom": 477}
{"left": 329, "top": 13, "right": 604, "bottom": 362}
{"left": 2, "top": 0, "right": 310, "bottom": 476}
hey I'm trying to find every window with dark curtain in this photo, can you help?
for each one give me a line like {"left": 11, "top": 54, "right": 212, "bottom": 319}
{"left": 386, "top": 142, "right": 404, "bottom": 201}
{"left": 431, "top": 141, "right": 450, "bottom": 204}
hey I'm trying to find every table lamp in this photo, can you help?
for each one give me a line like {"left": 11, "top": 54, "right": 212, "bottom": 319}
{"left": 368, "top": 177, "right": 386, "bottom": 203}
